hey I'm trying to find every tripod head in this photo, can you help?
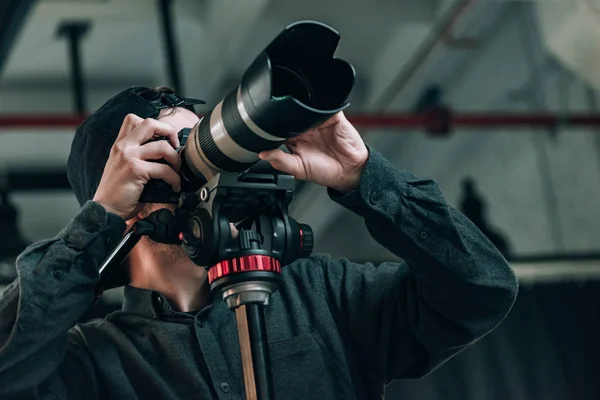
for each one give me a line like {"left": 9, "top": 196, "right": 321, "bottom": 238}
{"left": 179, "top": 167, "right": 313, "bottom": 293}
{"left": 94, "top": 166, "right": 314, "bottom": 302}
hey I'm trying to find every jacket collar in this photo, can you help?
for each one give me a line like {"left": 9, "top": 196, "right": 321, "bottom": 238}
{"left": 121, "top": 285, "right": 160, "bottom": 318}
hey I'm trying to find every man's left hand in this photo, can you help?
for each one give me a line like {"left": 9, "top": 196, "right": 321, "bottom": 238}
{"left": 259, "top": 112, "right": 368, "bottom": 194}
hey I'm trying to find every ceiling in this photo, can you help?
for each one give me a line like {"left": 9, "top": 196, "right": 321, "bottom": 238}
{"left": 0, "top": 0, "right": 444, "bottom": 105}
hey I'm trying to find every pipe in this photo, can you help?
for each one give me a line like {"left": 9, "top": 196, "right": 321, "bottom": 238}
{"left": 56, "top": 21, "right": 91, "bottom": 114}
{"left": 7, "top": 169, "right": 69, "bottom": 191}
{"left": 1, "top": 113, "right": 599, "bottom": 130}
{"left": 158, "top": 0, "right": 183, "bottom": 93}
{"left": 69, "top": 33, "right": 85, "bottom": 113}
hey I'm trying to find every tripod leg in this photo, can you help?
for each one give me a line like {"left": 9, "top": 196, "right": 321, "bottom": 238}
{"left": 235, "top": 303, "right": 274, "bottom": 400}
{"left": 236, "top": 305, "right": 258, "bottom": 400}
{"left": 246, "top": 303, "right": 274, "bottom": 399}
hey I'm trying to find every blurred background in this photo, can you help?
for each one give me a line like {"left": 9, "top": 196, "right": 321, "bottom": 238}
{"left": 1, "top": 0, "right": 600, "bottom": 399}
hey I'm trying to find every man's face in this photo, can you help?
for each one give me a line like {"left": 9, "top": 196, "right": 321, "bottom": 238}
{"left": 133, "top": 107, "right": 200, "bottom": 221}
{"left": 159, "top": 107, "right": 200, "bottom": 136}
{"left": 129, "top": 107, "right": 238, "bottom": 272}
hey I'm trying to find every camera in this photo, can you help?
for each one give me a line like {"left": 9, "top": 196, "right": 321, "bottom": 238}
{"left": 139, "top": 20, "right": 355, "bottom": 204}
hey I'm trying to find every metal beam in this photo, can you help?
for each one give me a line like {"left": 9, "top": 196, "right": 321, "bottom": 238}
{"left": 369, "top": 0, "right": 478, "bottom": 111}
{"left": 56, "top": 21, "right": 91, "bottom": 113}
{"left": 2, "top": 112, "right": 600, "bottom": 129}
{"left": 158, "top": 0, "right": 183, "bottom": 93}
{"left": 0, "top": 0, "right": 37, "bottom": 76}
{"left": 6, "top": 169, "right": 70, "bottom": 191}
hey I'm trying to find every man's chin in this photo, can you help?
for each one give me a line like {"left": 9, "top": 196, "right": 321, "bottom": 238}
{"left": 137, "top": 202, "right": 177, "bottom": 220}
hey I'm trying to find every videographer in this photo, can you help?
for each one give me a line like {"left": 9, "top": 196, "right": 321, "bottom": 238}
{"left": 0, "top": 86, "right": 517, "bottom": 399}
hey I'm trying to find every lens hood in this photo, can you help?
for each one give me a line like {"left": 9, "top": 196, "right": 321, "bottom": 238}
{"left": 238, "top": 20, "right": 356, "bottom": 137}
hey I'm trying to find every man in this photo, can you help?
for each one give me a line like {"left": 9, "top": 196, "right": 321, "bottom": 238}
{"left": 0, "top": 86, "right": 518, "bottom": 399}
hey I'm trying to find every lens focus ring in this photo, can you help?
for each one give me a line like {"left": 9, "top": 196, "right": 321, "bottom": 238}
{"left": 222, "top": 90, "right": 283, "bottom": 153}
{"left": 197, "top": 111, "right": 256, "bottom": 172}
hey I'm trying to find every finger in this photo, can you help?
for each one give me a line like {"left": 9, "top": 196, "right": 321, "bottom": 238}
{"left": 125, "top": 118, "right": 179, "bottom": 147}
{"left": 317, "top": 111, "right": 345, "bottom": 129}
{"left": 167, "top": 129, "right": 180, "bottom": 149}
{"left": 117, "top": 114, "right": 144, "bottom": 140}
{"left": 259, "top": 149, "right": 285, "bottom": 162}
{"left": 259, "top": 149, "right": 304, "bottom": 178}
{"left": 285, "top": 140, "right": 300, "bottom": 153}
{"left": 137, "top": 141, "right": 182, "bottom": 171}
{"left": 141, "top": 161, "right": 182, "bottom": 192}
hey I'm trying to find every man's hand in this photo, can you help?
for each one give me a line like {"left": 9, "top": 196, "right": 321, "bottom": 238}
{"left": 258, "top": 112, "right": 368, "bottom": 193}
{"left": 92, "top": 114, "right": 182, "bottom": 220}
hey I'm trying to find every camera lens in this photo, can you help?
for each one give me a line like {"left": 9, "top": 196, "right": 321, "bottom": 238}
{"left": 181, "top": 21, "right": 355, "bottom": 183}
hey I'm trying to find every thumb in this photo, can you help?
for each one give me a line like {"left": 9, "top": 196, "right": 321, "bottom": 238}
{"left": 259, "top": 149, "right": 304, "bottom": 178}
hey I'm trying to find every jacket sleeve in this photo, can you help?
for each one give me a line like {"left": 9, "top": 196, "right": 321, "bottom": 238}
{"left": 318, "top": 147, "right": 518, "bottom": 386}
{"left": 0, "top": 201, "right": 126, "bottom": 399}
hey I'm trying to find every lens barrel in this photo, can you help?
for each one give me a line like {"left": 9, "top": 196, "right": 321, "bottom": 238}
{"left": 183, "top": 21, "right": 355, "bottom": 181}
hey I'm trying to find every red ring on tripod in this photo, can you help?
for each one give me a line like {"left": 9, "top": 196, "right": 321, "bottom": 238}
{"left": 208, "top": 255, "right": 281, "bottom": 284}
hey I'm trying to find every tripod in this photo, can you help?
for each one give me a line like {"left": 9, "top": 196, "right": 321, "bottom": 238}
{"left": 95, "top": 169, "right": 313, "bottom": 400}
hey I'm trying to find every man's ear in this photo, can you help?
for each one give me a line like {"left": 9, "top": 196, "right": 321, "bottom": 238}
{"left": 125, "top": 218, "right": 136, "bottom": 231}
{"left": 125, "top": 210, "right": 144, "bottom": 229}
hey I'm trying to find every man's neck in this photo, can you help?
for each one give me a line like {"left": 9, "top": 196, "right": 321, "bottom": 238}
{"left": 128, "top": 241, "right": 211, "bottom": 312}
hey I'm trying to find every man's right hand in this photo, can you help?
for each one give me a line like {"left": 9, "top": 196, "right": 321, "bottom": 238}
{"left": 92, "top": 114, "right": 182, "bottom": 221}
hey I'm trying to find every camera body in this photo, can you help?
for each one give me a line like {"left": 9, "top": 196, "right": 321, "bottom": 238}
{"left": 138, "top": 128, "right": 200, "bottom": 203}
